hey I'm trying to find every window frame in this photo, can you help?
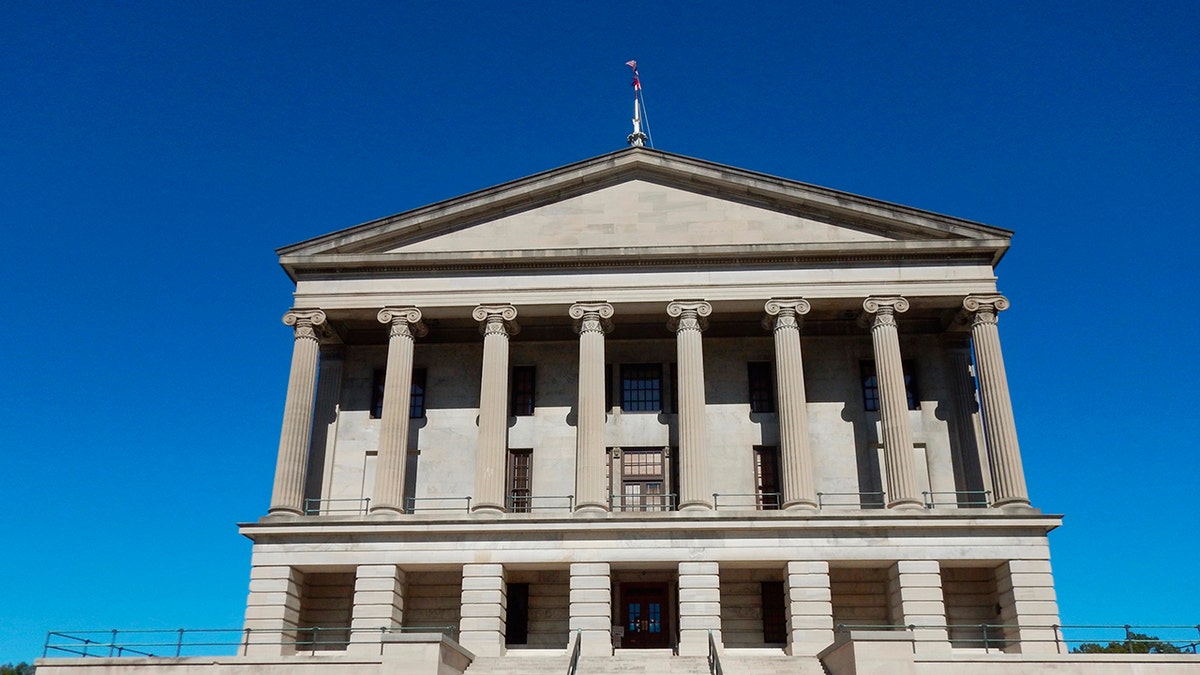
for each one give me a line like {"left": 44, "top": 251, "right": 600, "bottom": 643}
{"left": 620, "top": 363, "right": 664, "bottom": 413}
{"left": 510, "top": 365, "right": 536, "bottom": 417}
{"left": 747, "top": 361, "right": 775, "bottom": 413}
{"left": 860, "top": 360, "right": 919, "bottom": 411}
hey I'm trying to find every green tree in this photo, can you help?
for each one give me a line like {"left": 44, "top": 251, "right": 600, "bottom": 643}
{"left": 0, "top": 662, "right": 35, "bottom": 675}
{"left": 1073, "top": 632, "right": 1182, "bottom": 654}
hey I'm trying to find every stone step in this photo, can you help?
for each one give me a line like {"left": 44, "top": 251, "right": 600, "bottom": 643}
{"left": 464, "top": 652, "right": 827, "bottom": 675}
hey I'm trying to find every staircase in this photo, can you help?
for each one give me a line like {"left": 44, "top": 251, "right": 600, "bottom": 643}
{"left": 463, "top": 650, "right": 828, "bottom": 675}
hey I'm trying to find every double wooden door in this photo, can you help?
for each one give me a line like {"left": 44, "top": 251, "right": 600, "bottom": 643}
{"left": 620, "top": 582, "right": 670, "bottom": 648}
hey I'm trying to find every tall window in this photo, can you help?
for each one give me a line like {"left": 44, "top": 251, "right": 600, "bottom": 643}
{"left": 616, "top": 448, "right": 669, "bottom": 511}
{"left": 747, "top": 362, "right": 775, "bottom": 413}
{"left": 754, "top": 445, "right": 781, "bottom": 510}
{"left": 621, "top": 363, "right": 663, "bottom": 412}
{"left": 507, "top": 449, "right": 532, "bottom": 513}
{"left": 860, "top": 360, "right": 918, "bottom": 411}
{"left": 511, "top": 365, "right": 535, "bottom": 416}
{"left": 370, "top": 367, "right": 428, "bottom": 419}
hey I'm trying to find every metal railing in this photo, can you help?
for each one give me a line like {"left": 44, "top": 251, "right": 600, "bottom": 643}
{"left": 507, "top": 493, "right": 575, "bottom": 513}
{"left": 43, "top": 625, "right": 459, "bottom": 659}
{"left": 303, "top": 498, "right": 371, "bottom": 515}
{"left": 833, "top": 623, "right": 1200, "bottom": 655}
{"left": 609, "top": 492, "right": 677, "bottom": 512}
{"left": 712, "top": 492, "right": 781, "bottom": 510}
{"left": 922, "top": 490, "right": 990, "bottom": 508}
{"left": 708, "top": 629, "right": 723, "bottom": 675}
{"left": 406, "top": 496, "right": 472, "bottom": 513}
{"left": 816, "top": 491, "right": 886, "bottom": 508}
{"left": 566, "top": 629, "right": 583, "bottom": 675}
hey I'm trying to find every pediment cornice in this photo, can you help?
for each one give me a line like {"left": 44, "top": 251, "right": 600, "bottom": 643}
{"left": 277, "top": 147, "right": 1013, "bottom": 280}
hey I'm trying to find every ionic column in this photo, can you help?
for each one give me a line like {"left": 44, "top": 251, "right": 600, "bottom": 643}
{"left": 371, "top": 307, "right": 427, "bottom": 515}
{"left": 963, "top": 295, "right": 1029, "bottom": 507}
{"left": 570, "top": 302, "right": 614, "bottom": 513}
{"left": 764, "top": 298, "right": 818, "bottom": 510}
{"left": 667, "top": 300, "right": 713, "bottom": 511}
{"left": 862, "top": 297, "right": 921, "bottom": 509}
{"left": 269, "top": 309, "right": 327, "bottom": 516}
{"left": 472, "top": 305, "right": 519, "bottom": 513}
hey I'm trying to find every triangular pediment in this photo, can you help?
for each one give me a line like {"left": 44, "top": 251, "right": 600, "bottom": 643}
{"left": 278, "top": 148, "right": 1011, "bottom": 277}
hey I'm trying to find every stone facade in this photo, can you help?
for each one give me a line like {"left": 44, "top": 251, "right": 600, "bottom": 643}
{"left": 44, "top": 148, "right": 1196, "bottom": 674}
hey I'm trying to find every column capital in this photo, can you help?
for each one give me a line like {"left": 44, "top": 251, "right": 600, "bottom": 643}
{"left": 667, "top": 299, "right": 712, "bottom": 332}
{"left": 378, "top": 306, "right": 429, "bottom": 338}
{"left": 962, "top": 294, "right": 1010, "bottom": 326}
{"left": 282, "top": 308, "right": 327, "bottom": 341}
{"left": 861, "top": 296, "right": 909, "bottom": 328}
{"left": 763, "top": 297, "right": 811, "bottom": 331}
{"left": 569, "top": 302, "right": 614, "bottom": 334}
{"left": 472, "top": 304, "right": 520, "bottom": 336}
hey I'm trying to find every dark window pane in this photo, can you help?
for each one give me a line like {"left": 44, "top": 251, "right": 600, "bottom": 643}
{"left": 860, "top": 360, "right": 918, "bottom": 411}
{"left": 409, "top": 368, "right": 427, "bottom": 418}
{"left": 748, "top": 362, "right": 775, "bottom": 413}
{"left": 511, "top": 365, "right": 535, "bottom": 416}
{"left": 761, "top": 581, "right": 787, "bottom": 643}
{"left": 372, "top": 367, "right": 427, "bottom": 418}
{"left": 754, "top": 446, "right": 781, "bottom": 510}
{"left": 621, "top": 363, "right": 663, "bottom": 412}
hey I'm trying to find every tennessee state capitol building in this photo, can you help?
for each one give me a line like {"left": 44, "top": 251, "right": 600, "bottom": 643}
{"left": 40, "top": 146, "right": 1196, "bottom": 675}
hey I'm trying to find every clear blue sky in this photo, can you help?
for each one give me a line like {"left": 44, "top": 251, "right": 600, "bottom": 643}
{"left": 2, "top": 0, "right": 1197, "bottom": 663}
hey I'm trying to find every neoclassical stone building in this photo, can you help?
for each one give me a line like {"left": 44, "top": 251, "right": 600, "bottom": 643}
{"left": 68, "top": 147, "right": 1200, "bottom": 675}
{"left": 241, "top": 146, "right": 1060, "bottom": 670}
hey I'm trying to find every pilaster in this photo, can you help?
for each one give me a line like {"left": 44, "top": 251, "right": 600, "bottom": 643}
{"left": 459, "top": 563, "right": 507, "bottom": 657}
{"left": 569, "top": 562, "right": 613, "bottom": 656}
{"left": 888, "top": 561, "right": 949, "bottom": 653}
{"left": 305, "top": 344, "right": 344, "bottom": 512}
{"left": 472, "top": 305, "right": 519, "bottom": 513}
{"left": 997, "top": 559, "right": 1061, "bottom": 653}
{"left": 678, "top": 561, "right": 721, "bottom": 656}
{"left": 668, "top": 300, "right": 712, "bottom": 511}
{"left": 765, "top": 298, "right": 818, "bottom": 510}
{"left": 269, "top": 309, "right": 327, "bottom": 516}
{"left": 784, "top": 561, "right": 833, "bottom": 656}
{"left": 242, "top": 566, "right": 302, "bottom": 656}
{"left": 350, "top": 565, "right": 405, "bottom": 654}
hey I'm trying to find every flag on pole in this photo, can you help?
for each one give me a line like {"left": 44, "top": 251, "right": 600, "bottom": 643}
{"left": 625, "top": 60, "right": 640, "bottom": 90}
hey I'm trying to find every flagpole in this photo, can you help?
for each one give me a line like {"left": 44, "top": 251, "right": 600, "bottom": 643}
{"left": 626, "top": 60, "right": 648, "bottom": 147}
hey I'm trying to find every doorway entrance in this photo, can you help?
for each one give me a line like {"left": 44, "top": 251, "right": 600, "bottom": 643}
{"left": 620, "top": 582, "right": 671, "bottom": 648}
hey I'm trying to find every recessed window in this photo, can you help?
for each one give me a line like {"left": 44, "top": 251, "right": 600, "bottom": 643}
{"left": 860, "top": 360, "right": 918, "bottom": 411}
{"left": 507, "top": 449, "right": 532, "bottom": 513}
{"left": 747, "top": 362, "right": 775, "bottom": 413}
{"left": 754, "top": 445, "right": 781, "bottom": 510}
{"left": 370, "top": 367, "right": 428, "bottom": 419}
{"left": 621, "top": 363, "right": 663, "bottom": 412}
{"left": 511, "top": 365, "right": 535, "bottom": 416}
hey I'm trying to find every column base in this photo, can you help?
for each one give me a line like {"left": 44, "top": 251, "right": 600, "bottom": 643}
{"left": 573, "top": 504, "right": 609, "bottom": 517}
{"left": 886, "top": 499, "right": 924, "bottom": 511}
{"left": 470, "top": 504, "right": 505, "bottom": 517}
{"left": 679, "top": 502, "right": 713, "bottom": 512}
{"left": 368, "top": 506, "right": 405, "bottom": 517}
{"left": 783, "top": 501, "right": 819, "bottom": 512}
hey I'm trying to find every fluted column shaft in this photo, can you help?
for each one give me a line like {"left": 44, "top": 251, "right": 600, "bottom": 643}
{"left": 863, "top": 297, "right": 921, "bottom": 509}
{"left": 963, "top": 295, "right": 1029, "bottom": 507}
{"left": 371, "top": 307, "right": 427, "bottom": 515}
{"left": 269, "top": 309, "right": 327, "bottom": 516}
{"left": 668, "top": 300, "right": 713, "bottom": 510}
{"left": 473, "top": 305, "right": 519, "bottom": 513}
{"left": 570, "top": 303, "right": 614, "bottom": 512}
{"left": 765, "top": 299, "right": 818, "bottom": 509}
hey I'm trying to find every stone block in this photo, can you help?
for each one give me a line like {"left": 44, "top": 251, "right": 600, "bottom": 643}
{"left": 894, "top": 560, "right": 940, "bottom": 575}
{"left": 461, "top": 576, "right": 506, "bottom": 591}
{"left": 570, "top": 563, "right": 611, "bottom": 576}
{"left": 459, "top": 616, "right": 505, "bottom": 632}
{"left": 459, "top": 603, "right": 505, "bottom": 618}
{"left": 462, "top": 563, "right": 505, "bottom": 577}
{"left": 569, "top": 588, "right": 610, "bottom": 604}
{"left": 568, "top": 615, "right": 611, "bottom": 631}
{"left": 569, "top": 575, "right": 611, "bottom": 590}
{"left": 679, "top": 561, "right": 720, "bottom": 576}
{"left": 1005, "top": 559, "right": 1053, "bottom": 574}
{"left": 788, "top": 587, "right": 832, "bottom": 602}
{"left": 460, "top": 590, "right": 505, "bottom": 605}
{"left": 679, "top": 601, "right": 722, "bottom": 616}
{"left": 569, "top": 602, "right": 610, "bottom": 617}
{"left": 786, "top": 561, "right": 829, "bottom": 575}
